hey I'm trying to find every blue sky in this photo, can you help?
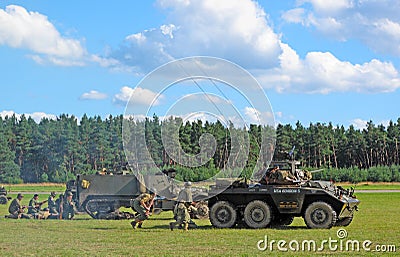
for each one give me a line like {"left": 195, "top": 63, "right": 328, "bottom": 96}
{"left": 1, "top": 0, "right": 399, "bottom": 129}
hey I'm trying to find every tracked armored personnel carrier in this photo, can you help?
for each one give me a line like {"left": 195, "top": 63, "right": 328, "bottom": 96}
{"left": 208, "top": 160, "right": 360, "bottom": 229}
{"left": 65, "top": 170, "right": 208, "bottom": 219}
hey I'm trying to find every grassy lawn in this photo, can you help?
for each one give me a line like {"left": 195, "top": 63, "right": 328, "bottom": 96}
{"left": 337, "top": 182, "right": 400, "bottom": 190}
{"left": 0, "top": 191, "right": 399, "bottom": 256}
{"left": 2, "top": 183, "right": 65, "bottom": 193}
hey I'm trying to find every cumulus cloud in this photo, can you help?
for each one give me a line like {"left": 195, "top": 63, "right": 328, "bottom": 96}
{"left": 0, "top": 110, "right": 56, "bottom": 123}
{"left": 0, "top": 5, "right": 87, "bottom": 66}
{"left": 114, "top": 86, "right": 164, "bottom": 106}
{"left": 101, "top": 0, "right": 400, "bottom": 94}
{"left": 79, "top": 90, "right": 108, "bottom": 100}
{"left": 105, "top": 0, "right": 281, "bottom": 73}
{"left": 257, "top": 42, "right": 400, "bottom": 93}
{"left": 351, "top": 118, "right": 390, "bottom": 130}
{"left": 244, "top": 106, "right": 274, "bottom": 125}
{"left": 283, "top": 0, "right": 400, "bottom": 56}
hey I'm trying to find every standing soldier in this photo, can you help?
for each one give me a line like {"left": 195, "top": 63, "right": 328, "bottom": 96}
{"left": 47, "top": 191, "right": 58, "bottom": 218}
{"left": 8, "top": 193, "right": 31, "bottom": 219}
{"left": 130, "top": 190, "right": 156, "bottom": 229}
{"left": 177, "top": 182, "right": 193, "bottom": 203}
{"left": 62, "top": 191, "right": 75, "bottom": 220}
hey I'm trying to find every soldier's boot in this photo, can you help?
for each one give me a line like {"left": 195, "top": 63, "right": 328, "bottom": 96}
{"left": 137, "top": 222, "right": 142, "bottom": 228}
{"left": 169, "top": 222, "right": 174, "bottom": 231}
{"left": 184, "top": 223, "right": 189, "bottom": 231}
{"left": 130, "top": 220, "right": 137, "bottom": 229}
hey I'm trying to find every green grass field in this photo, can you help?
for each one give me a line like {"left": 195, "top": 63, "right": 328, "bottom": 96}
{"left": 2, "top": 183, "right": 65, "bottom": 193}
{"left": 337, "top": 182, "right": 400, "bottom": 190}
{"left": 0, "top": 191, "right": 399, "bottom": 256}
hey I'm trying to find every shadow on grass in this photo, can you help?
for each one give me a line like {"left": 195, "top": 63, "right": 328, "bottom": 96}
{"left": 92, "top": 227, "right": 118, "bottom": 230}
{"left": 142, "top": 224, "right": 308, "bottom": 230}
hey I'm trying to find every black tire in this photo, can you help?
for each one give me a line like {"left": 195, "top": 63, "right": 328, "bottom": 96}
{"left": 334, "top": 215, "right": 353, "bottom": 227}
{"left": 209, "top": 201, "right": 237, "bottom": 228}
{"left": 243, "top": 200, "right": 272, "bottom": 229}
{"left": 304, "top": 201, "right": 337, "bottom": 229}
{"left": 271, "top": 214, "right": 294, "bottom": 227}
{"left": 0, "top": 195, "right": 8, "bottom": 205}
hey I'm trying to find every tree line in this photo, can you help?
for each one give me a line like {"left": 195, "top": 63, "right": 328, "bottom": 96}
{"left": 0, "top": 114, "right": 399, "bottom": 183}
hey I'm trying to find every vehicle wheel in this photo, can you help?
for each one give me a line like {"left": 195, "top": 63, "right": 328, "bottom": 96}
{"left": 304, "top": 201, "right": 337, "bottom": 229}
{"left": 209, "top": 201, "right": 237, "bottom": 228}
{"left": 334, "top": 215, "right": 353, "bottom": 227}
{"left": 243, "top": 200, "right": 272, "bottom": 229}
{"left": 0, "top": 195, "right": 8, "bottom": 204}
{"left": 194, "top": 201, "right": 209, "bottom": 219}
{"left": 271, "top": 215, "right": 294, "bottom": 227}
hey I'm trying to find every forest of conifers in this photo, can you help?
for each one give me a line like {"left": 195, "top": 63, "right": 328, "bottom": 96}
{"left": 0, "top": 113, "right": 399, "bottom": 183}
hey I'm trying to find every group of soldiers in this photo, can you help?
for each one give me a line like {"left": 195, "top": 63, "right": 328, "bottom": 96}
{"left": 130, "top": 181, "right": 198, "bottom": 231}
{"left": 7, "top": 191, "right": 75, "bottom": 220}
{"left": 259, "top": 165, "right": 312, "bottom": 185}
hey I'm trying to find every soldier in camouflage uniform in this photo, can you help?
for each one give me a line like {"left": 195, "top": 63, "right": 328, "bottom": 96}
{"left": 130, "top": 191, "right": 155, "bottom": 229}
{"left": 261, "top": 166, "right": 296, "bottom": 184}
{"left": 28, "top": 194, "right": 46, "bottom": 218}
{"left": 62, "top": 191, "right": 75, "bottom": 220}
{"left": 170, "top": 182, "right": 197, "bottom": 231}
{"left": 47, "top": 191, "right": 59, "bottom": 219}
{"left": 8, "top": 193, "right": 31, "bottom": 219}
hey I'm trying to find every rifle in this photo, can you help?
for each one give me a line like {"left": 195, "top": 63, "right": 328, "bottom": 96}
{"left": 35, "top": 200, "right": 48, "bottom": 208}
{"left": 58, "top": 196, "right": 64, "bottom": 220}
{"left": 18, "top": 205, "right": 27, "bottom": 213}
{"left": 310, "top": 169, "right": 324, "bottom": 173}
{"left": 145, "top": 193, "right": 157, "bottom": 216}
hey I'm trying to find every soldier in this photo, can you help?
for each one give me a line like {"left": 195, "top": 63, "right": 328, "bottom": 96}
{"left": 55, "top": 193, "right": 64, "bottom": 219}
{"left": 8, "top": 193, "right": 31, "bottom": 219}
{"left": 260, "top": 165, "right": 280, "bottom": 184}
{"left": 130, "top": 190, "right": 156, "bottom": 229}
{"left": 169, "top": 200, "right": 191, "bottom": 231}
{"left": 47, "top": 191, "right": 58, "bottom": 218}
{"left": 170, "top": 182, "right": 198, "bottom": 231}
{"left": 62, "top": 191, "right": 75, "bottom": 220}
{"left": 28, "top": 194, "right": 47, "bottom": 218}
{"left": 177, "top": 181, "right": 193, "bottom": 203}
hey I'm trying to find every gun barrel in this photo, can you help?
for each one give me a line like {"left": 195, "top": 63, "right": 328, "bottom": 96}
{"left": 310, "top": 169, "right": 324, "bottom": 173}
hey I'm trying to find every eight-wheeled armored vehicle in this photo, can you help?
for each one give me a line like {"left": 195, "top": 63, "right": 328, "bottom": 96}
{"left": 207, "top": 160, "right": 360, "bottom": 229}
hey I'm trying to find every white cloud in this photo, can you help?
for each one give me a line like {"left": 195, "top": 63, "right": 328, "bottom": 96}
{"left": 351, "top": 118, "right": 390, "bottom": 130}
{"left": 351, "top": 118, "right": 368, "bottom": 130}
{"left": 0, "top": 110, "right": 56, "bottom": 123}
{"left": 114, "top": 86, "right": 164, "bottom": 106}
{"left": 257, "top": 42, "right": 400, "bottom": 93}
{"left": 106, "top": 0, "right": 281, "bottom": 73}
{"left": 284, "top": 0, "right": 400, "bottom": 56}
{"left": 244, "top": 106, "right": 274, "bottom": 125}
{"left": 79, "top": 90, "right": 108, "bottom": 100}
{"left": 281, "top": 8, "right": 306, "bottom": 24}
{"left": 299, "top": 0, "right": 354, "bottom": 15}
{"left": 103, "top": 0, "right": 400, "bottom": 94}
{"left": 0, "top": 5, "right": 87, "bottom": 66}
